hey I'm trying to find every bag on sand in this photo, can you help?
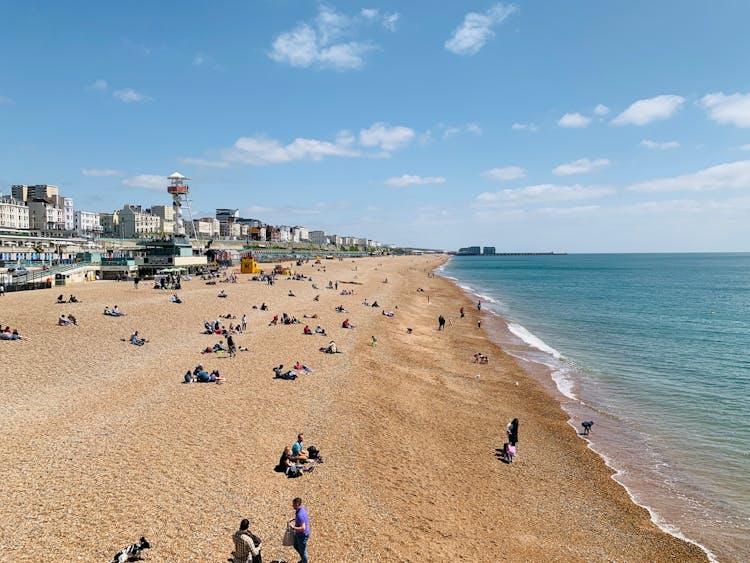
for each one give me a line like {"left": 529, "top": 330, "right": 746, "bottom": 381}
{"left": 282, "top": 523, "right": 295, "bottom": 546}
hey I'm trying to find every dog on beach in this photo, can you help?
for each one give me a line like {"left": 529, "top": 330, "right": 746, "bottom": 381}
{"left": 109, "top": 536, "right": 151, "bottom": 563}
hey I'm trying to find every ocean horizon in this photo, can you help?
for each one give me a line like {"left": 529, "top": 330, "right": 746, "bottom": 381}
{"left": 440, "top": 253, "right": 750, "bottom": 562}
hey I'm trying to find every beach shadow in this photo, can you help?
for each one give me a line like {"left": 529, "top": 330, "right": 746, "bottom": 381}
{"left": 494, "top": 448, "right": 510, "bottom": 464}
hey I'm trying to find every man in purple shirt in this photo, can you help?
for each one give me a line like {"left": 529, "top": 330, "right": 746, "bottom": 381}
{"left": 290, "top": 497, "right": 310, "bottom": 563}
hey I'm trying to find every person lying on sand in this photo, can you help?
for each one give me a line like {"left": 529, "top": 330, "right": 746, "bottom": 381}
{"left": 293, "top": 362, "right": 314, "bottom": 374}
{"left": 272, "top": 364, "right": 298, "bottom": 380}
{"left": 218, "top": 290, "right": 227, "bottom": 298}
{"left": 303, "top": 313, "right": 319, "bottom": 319}
{"left": 382, "top": 310, "right": 395, "bottom": 317}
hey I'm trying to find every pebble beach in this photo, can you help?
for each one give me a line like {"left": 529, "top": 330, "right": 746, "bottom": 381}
{"left": 0, "top": 255, "right": 707, "bottom": 562}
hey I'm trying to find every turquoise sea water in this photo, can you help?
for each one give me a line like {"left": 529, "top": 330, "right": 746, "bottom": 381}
{"left": 440, "top": 254, "right": 749, "bottom": 562}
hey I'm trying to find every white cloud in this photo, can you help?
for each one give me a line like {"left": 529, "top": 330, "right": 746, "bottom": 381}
{"left": 359, "top": 123, "right": 415, "bottom": 152}
{"left": 553, "top": 158, "right": 611, "bottom": 176}
{"left": 82, "top": 168, "right": 123, "bottom": 177}
{"left": 0, "top": 96, "right": 12, "bottom": 104}
{"left": 445, "top": 3, "right": 518, "bottom": 55}
{"left": 611, "top": 94, "right": 685, "bottom": 125}
{"left": 512, "top": 122, "right": 538, "bottom": 132}
{"left": 113, "top": 88, "right": 150, "bottom": 103}
{"left": 477, "top": 184, "right": 615, "bottom": 205}
{"left": 89, "top": 79, "right": 108, "bottom": 91}
{"left": 483, "top": 166, "right": 526, "bottom": 181}
{"left": 122, "top": 174, "right": 165, "bottom": 190}
{"left": 269, "top": 6, "right": 380, "bottom": 70}
{"left": 224, "top": 135, "right": 360, "bottom": 165}
{"left": 627, "top": 160, "right": 750, "bottom": 192}
{"left": 558, "top": 112, "right": 591, "bottom": 128}
{"left": 442, "top": 122, "right": 482, "bottom": 139}
{"left": 177, "top": 157, "right": 229, "bottom": 168}
{"left": 386, "top": 175, "right": 447, "bottom": 187}
{"left": 382, "top": 12, "right": 400, "bottom": 32}
{"left": 593, "top": 104, "right": 610, "bottom": 116}
{"left": 537, "top": 205, "right": 601, "bottom": 217}
{"left": 640, "top": 140, "right": 680, "bottom": 150}
{"left": 701, "top": 92, "right": 750, "bottom": 128}
{"left": 193, "top": 53, "right": 216, "bottom": 67}
{"left": 740, "top": 144, "right": 750, "bottom": 151}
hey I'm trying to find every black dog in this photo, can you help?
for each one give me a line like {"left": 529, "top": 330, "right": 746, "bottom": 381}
{"left": 110, "top": 536, "right": 151, "bottom": 563}
{"left": 581, "top": 421, "right": 594, "bottom": 435}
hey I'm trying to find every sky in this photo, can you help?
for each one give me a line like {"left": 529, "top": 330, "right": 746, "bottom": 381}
{"left": 1, "top": 0, "right": 749, "bottom": 252}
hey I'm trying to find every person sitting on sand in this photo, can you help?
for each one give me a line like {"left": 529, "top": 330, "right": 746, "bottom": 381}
{"left": 291, "top": 434, "right": 309, "bottom": 462}
{"left": 171, "top": 294, "right": 182, "bottom": 304}
{"left": 67, "top": 314, "right": 78, "bottom": 326}
{"left": 130, "top": 331, "right": 146, "bottom": 346}
{"left": 320, "top": 340, "right": 338, "bottom": 354}
{"left": 56, "top": 294, "right": 65, "bottom": 304}
{"left": 218, "top": 290, "right": 227, "bottom": 298}
{"left": 371, "top": 301, "right": 379, "bottom": 308}
{"left": 277, "top": 446, "right": 310, "bottom": 477}
{"left": 58, "top": 314, "right": 70, "bottom": 326}
{"left": 342, "top": 319, "right": 355, "bottom": 329}
{"left": 314, "top": 325, "right": 326, "bottom": 336}
{"left": 303, "top": 325, "right": 312, "bottom": 335}
{"left": 69, "top": 295, "right": 79, "bottom": 303}
{"left": 269, "top": 315, "right": 279, "bottom": 326}
{"left": 288, "top": 290, "right": 295, "bottom": 297}
{"left": 335, "top": 305, "right": 347, "bottom": 313}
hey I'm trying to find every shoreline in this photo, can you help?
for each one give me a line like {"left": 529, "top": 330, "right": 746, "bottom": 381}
{"left": 436, "top": 255, "right": 717, "bottom": 562}
{"left": 0, "top": 254, "right": 707, "bottom": 561}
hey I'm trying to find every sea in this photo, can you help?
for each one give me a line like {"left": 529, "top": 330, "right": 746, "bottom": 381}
{"left": 439, "top": 253, "right": 749, "bottom": 562}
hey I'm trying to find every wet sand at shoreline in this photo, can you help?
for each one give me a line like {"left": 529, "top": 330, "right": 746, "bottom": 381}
{"left": 0, "top": 255, "right": 706, "bottom": 561}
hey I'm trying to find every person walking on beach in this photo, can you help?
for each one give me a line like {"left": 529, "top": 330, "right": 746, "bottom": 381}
{"left": 231, "top": 517, "right": 262, "bottom": 563}
{"left": 477, "top": 300, "right": 482, "bottom": 311}
{"left": 241, "top": 314, "right": 247, "bottom": 331}
{"left": 460, "top": 306, "right": 464, "bottom": 318}
{"left": 438, "top": 315, "right": 446, "bottom": 331}
{"left": 289, "top": 497, "right": 310, "bottom": 563}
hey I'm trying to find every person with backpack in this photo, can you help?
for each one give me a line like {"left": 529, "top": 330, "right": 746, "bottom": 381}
{"left": 231, "top": 517, "right": 262, "bottom": 563}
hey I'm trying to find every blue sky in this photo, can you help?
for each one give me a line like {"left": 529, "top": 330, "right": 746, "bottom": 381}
{"left": 1, "top": 1, "right": 749, "bottom": 251}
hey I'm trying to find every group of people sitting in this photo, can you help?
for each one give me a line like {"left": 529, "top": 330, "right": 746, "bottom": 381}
{"left": 275, "top": 434, "right": 323, "bottom": 477}
{"left": 473, "top": 352, "right": 489, "bottom": 364}
{"left": 361, "top": 299, "right": 379, "bottom": 307}
{"left": 56, "top": 294, "right": 80, "bottom": 304}
{"left": 103, "top": 306, "right": 125, "bottom": 316}
{"left": 58, "top": 314, "right": 77, "bottom": 326}
{"left": 302, "top": 325, "right": 327, "bottom": 336}
{"left": 184, "top": 364, "right": 225, "bottom": 383}
{"left": 268, "top": 313, "right": 300, "bottom": 326}
{"left": 0, "top": 326, "right": 23, "bottom": 340}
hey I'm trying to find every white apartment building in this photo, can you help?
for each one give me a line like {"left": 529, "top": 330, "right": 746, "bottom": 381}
{"left": 74, "top": 210, "right": 102, "bottom": 234}
{"left": 119, "top": 204, "right": 161, "bottom": 238}
{"left": 192, "top": 217, "right": 220, "bottom": 237}
{"left": 292, "top": 226, "right": 309, "bottom": 242}
{"left": 277, "top": 225, "right": 292, "bottom": 242}
{"left": 0, "top": 196, "right": 30, "bottom": 229}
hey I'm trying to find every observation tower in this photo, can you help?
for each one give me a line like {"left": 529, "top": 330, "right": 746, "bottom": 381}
{"left": 167, "top": 172, "right": 192, "bottom": 241}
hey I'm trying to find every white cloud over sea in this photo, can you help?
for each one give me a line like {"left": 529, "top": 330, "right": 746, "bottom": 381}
{"left": 612, "top": 94, "right": 684, "bottom": 125}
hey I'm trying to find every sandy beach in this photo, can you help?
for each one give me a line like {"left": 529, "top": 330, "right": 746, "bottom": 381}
{"left": 0, "top": 255, "right": 707, "bottom": 562}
